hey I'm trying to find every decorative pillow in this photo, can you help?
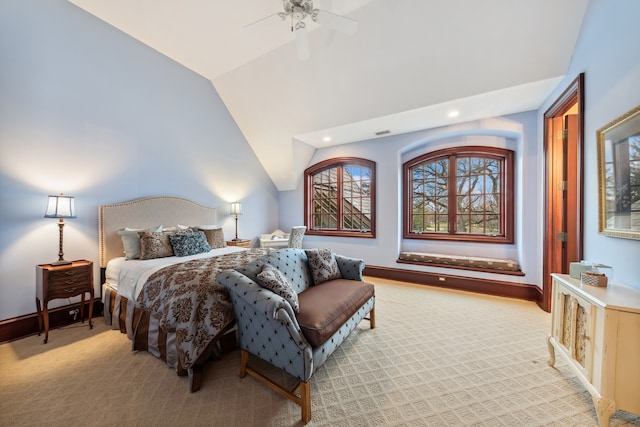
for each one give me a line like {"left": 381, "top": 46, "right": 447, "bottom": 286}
{"left": 305, "top": 248, "right": 342, "bottom": 285}
{"left": 192, "top": 224, "right": 219, "bottom": 230}
{"left": 117, "top": 226, "right": 162, "bottom": 259}
{"left": 169, "top": 231, "right": 212, "bottom": 257}
{"left": 256, "top": 264, "right": 300, "bottom": 313}
{"left": 139, "top": 231, "right": 174, "bottom": 260}
{"left": 195, "top": 226, "right": 225, "bottom": 249}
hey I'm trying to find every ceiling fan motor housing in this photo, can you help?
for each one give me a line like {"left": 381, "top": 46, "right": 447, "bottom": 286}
{"left": 284, "top": 0, "right": 314, "bottom": 20}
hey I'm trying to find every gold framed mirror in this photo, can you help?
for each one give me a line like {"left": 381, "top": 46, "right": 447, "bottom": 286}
{"left": 596, "top": 104, "right": 640, "bottom": 240}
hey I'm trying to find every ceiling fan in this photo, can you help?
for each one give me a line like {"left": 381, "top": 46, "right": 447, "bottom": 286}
{"left": 246, "top": 0, "right": 358, "bottom": 60}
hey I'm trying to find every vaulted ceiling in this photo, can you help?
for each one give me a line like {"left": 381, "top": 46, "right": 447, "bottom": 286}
{"left": 68, "top": 0, "right": 589, "bottom": 190}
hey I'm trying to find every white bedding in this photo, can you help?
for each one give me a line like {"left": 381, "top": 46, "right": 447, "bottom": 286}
{"left": 105, "top": 246, "right": 247, "bottom": 301}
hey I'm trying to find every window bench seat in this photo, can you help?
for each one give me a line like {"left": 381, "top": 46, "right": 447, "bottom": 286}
{"left": 397, "top": 251, "right": 524, "bottom": 276}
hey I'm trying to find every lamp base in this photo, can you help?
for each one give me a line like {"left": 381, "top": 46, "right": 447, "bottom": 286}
{"left": 51, "top": 259, "right": 72, "bottom": 266}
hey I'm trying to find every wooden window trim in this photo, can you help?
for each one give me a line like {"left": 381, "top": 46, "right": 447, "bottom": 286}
{"left": 403, "top": 146, "right": 514, "bottom": 244}
{"left": 304, "top": 157, "right": 376, "bottom": 238}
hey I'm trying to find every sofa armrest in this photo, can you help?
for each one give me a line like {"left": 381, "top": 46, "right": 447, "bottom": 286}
{"left": 217, "top": 269, "right": 310, "bottom": 349}
{"left": 334, "top": 254, "right": 365, "bottom": 281}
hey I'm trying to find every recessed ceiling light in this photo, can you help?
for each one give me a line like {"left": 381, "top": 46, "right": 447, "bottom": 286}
{"left": 448, "top": 111, "right": 459, "bottom": 118}
{"left": 323, "top": 136, "right": 332, "bottom": 142}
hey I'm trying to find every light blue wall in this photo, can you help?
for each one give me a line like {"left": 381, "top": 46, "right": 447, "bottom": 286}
{"left": 0, "top": 0, "right": 279, "bottom": 320}
{"left": 538, "top": 0, "right": 640, "bottom": 290}
{"left": 3, "top": 0, "right": 638, "bottom": 323}
{"left": 280, "top": 112, "right": 541, "bottom": 286}
{"left": 282, "top": 0, "right": 640, "bottom": 291}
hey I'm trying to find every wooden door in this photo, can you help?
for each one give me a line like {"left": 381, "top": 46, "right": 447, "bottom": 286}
{"left": 541, "top": 74, "right": 584, "bottom": 312}
{"left": 564, "top": 114, "right": 580, "bottom": 271}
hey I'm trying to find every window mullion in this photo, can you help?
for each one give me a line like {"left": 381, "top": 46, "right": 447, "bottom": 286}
{"left": 337, "top": 165, "right": 343, "bottom": 232}
{"left": 449, "top": 154, "right": 457, "bottom": 235}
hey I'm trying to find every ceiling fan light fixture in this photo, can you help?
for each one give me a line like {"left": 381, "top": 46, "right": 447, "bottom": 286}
{"left": 248, "top": 0, "right": 358, "bottom": 59}
{"left": 292, "top": 6, "right": 305, "bottom": 21}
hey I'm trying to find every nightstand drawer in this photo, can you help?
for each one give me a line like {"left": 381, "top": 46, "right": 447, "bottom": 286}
{"left": 48, "top": 266, "right": 91, "bottom": 288}
{"left": 48, "top": 282, "right": 90, "bottom": 298}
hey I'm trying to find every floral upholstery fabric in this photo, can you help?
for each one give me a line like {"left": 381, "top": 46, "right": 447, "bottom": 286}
{"left": 136, "top": 248, "right": 274, "bottom": 371}
{"left": 288, "top": 226, "right": 306, "bottom": 249}
{"left": 305, "top": 248, "right": 342, "bottom": 284}
{"left": 257, "top": 264, "right": 300, "bottom": 313}
{"left": 139, "top": 231, "right": 174, "bottom": 259}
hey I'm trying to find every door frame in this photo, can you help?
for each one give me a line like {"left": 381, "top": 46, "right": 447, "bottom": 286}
{"left": 541, "top": 73, "right": 585, "bottom": 312}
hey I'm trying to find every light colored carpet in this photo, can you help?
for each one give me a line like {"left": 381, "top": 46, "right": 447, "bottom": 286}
{"left": 1, "top": 278, "right": 639, "bottom": 427}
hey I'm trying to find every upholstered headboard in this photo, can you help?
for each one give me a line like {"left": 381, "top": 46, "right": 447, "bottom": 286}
{"left": 98, "top": 197, "right": 217, "bottom": 267}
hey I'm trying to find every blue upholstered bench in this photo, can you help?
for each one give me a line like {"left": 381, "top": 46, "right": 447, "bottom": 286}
{"left": 218, "top": 248, "right": 375, "bottom": 423}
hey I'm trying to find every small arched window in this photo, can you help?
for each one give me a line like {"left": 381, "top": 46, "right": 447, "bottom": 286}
{"left": 403, "top": 146, "right": 514, "bottom": 243}
{"left": 304, "top": 157, "right": 376, "bottom": 238}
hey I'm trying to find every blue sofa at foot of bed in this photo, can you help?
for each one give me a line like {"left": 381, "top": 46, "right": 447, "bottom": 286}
{"left": 217, "top": 248, "right": 375, "bottom": 424}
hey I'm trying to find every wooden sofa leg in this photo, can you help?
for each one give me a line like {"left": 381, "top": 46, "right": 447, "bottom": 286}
{"left": 239, "top": 349, "right": 248, "bottom": 378}
{"left": 369, "top": 307, "right": 375, "bottom": 329}
{"left": 300, "top": 381, "right": 311, "bottom": 423}
{"left": 240, "top": 353, "right": 313, "bottom": 423}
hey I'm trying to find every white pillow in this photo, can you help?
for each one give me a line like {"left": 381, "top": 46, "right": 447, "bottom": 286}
{"left": 192, "top": 224, "right": 220, "bottom": 230}
{"left": 163, "top": 224, "right": 191, "bottom": 232}
{"left": 117, "top": 226, "right": 162, "bottom": 260}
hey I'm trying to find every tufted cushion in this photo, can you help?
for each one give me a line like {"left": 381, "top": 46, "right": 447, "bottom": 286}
{"left": 398, "top": 251, "right": 521, "bottom": 272}
{"left": 305, "top": 248, "right": 342, "bottom": 285}
{"left": 238, "top": 248, "right": 314, "bottom": 293}
{"left": 169, "top": 231, "right": 212, "bottom": 256}
{"left": 139, "top": 231, "right": 174, "bottom": 259}
{"left": 296, "top": 279, "right": 374, "bottom": 347}
{"left": 256, "top": 264, "right": 300, "bottom": 313}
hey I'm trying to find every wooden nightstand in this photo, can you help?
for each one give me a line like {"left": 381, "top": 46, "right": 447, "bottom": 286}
{"left": 36, "top": 259, "right": 94, "bottom": 343}
{"left": 227, "top": 239, "right": 251, "bottom": 248}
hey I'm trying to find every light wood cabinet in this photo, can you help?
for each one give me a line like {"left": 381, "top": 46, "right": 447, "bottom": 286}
{"left": 548, "top": 274, "right": 640, "bottom": 426}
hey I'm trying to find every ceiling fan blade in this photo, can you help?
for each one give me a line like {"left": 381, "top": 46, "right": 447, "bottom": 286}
{"left": 244, "top": 12, "right": 286, "bottom": 31}
{"left": 295, "top": 26, "right": 310, "bottom": 61}
{"left": 316, "top": 0, "right": 334, "bottom": 10}
{"left": 313, "top": 9, "right": 358, "bottom": 35}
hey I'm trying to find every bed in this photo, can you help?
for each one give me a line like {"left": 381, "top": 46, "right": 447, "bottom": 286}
{"left": 99, "top": 196, "right": 273, "bottom": 392}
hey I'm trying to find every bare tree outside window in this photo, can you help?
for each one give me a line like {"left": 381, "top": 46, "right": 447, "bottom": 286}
{"left": 403, "top": 147, "right": 514, "bottom": 243}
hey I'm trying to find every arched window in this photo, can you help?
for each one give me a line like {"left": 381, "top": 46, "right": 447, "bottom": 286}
{"left": 403, "top": 146, "right": 514, "bottom": 243}
{"left": 304, "top": 158, "right": 376, "bottom": 238}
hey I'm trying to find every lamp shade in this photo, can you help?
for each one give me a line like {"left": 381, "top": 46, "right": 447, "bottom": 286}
{"left": 230, "top": 202, "right": 242, "bottom": 216}
{"left": 45, "top": 194, "right": 76, "bottom": 218}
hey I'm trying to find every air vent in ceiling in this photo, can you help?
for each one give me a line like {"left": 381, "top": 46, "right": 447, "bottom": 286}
{"left": 375, "top": 130, "right": 391, "bottom": 136}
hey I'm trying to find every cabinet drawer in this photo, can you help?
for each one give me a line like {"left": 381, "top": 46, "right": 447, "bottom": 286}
{"left": 46, "top": 266, "right": 91, "bottom": 298}
{"left": 48, "top": 267, "right": 91, "bottom": 288}
{"left": 48, "top": 283, "right": 90, "bottom": 298}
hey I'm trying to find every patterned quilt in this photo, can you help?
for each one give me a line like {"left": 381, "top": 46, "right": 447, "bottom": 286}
{"left": 136, "top": 248, "right": 273, "bottom": 370}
